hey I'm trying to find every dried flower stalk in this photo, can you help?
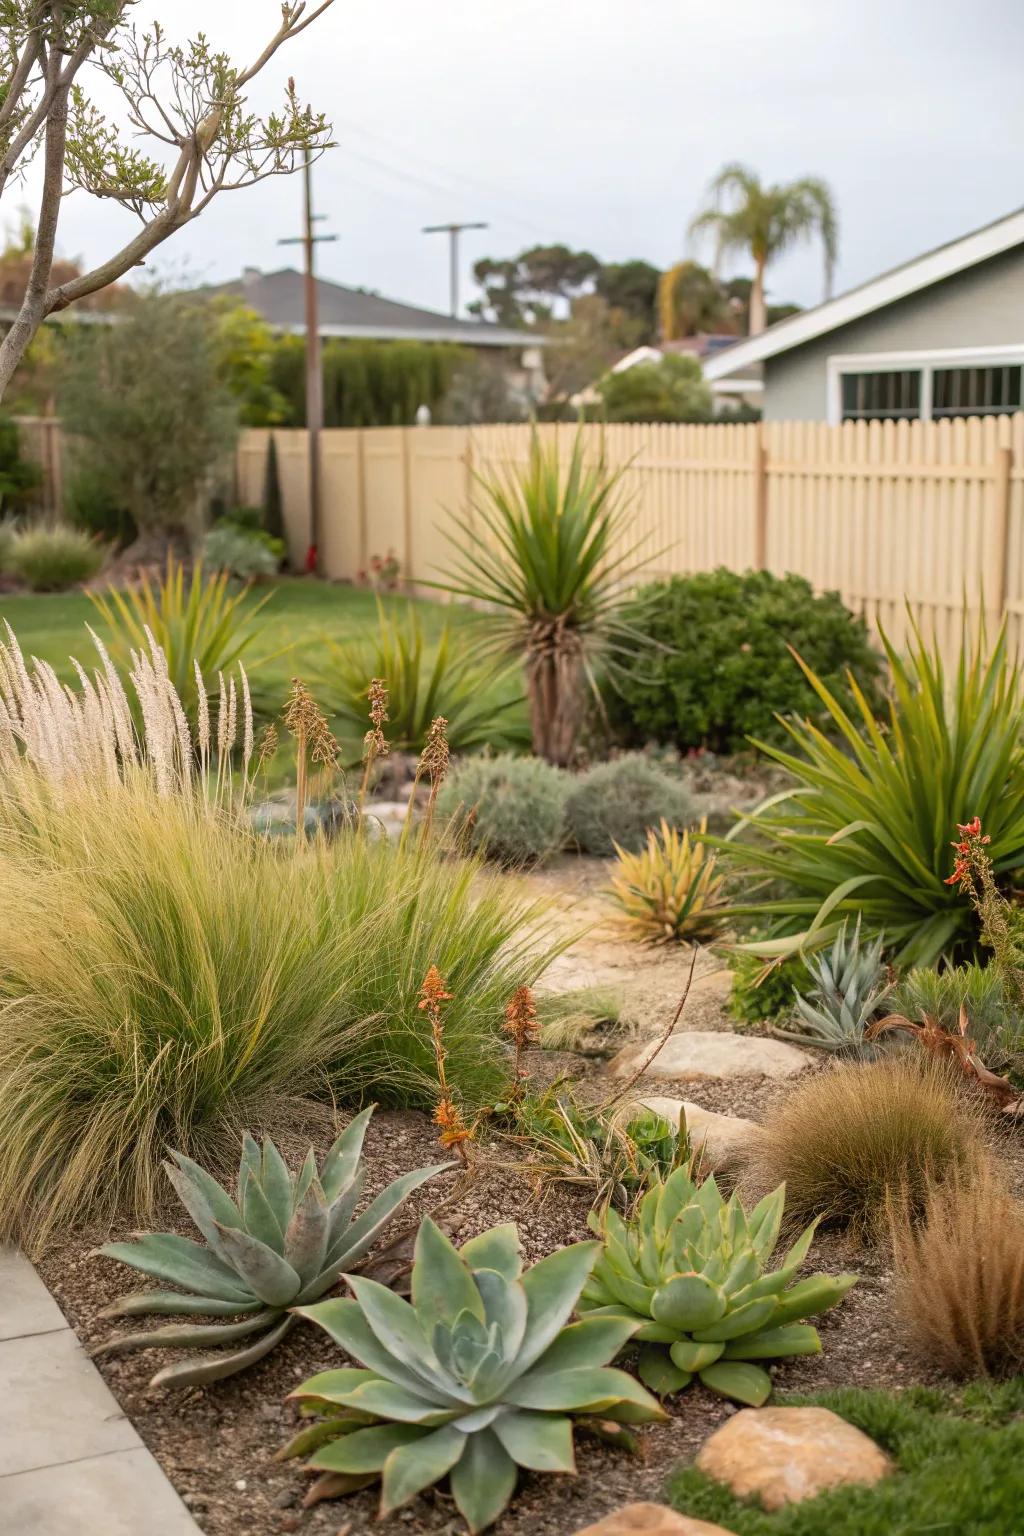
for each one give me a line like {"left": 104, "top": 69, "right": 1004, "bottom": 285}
{"left": 419, "top": 963, "right": 473, "bottom": 1165}
{"left": 358, "top": 677, "right": 390, "bottom": 811}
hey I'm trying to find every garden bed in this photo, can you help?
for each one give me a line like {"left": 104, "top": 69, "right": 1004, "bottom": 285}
{"left": 36, "top": 1025, "right": 959, "bottom": 1536}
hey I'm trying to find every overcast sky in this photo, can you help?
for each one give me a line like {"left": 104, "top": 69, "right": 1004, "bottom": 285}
{"left": 42, "top": 0, "right": 1024, "bottom": 320}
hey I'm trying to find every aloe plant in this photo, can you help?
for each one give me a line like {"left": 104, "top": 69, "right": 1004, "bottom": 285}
{"left": 93, "top": 1109, "right": 450, "bottom": 1388}
{"left": 579, "top": 1162, "right": 857, "bottom": 1406}
{"left": 281, "top": 1218, "right": 666, "bottom": 1531}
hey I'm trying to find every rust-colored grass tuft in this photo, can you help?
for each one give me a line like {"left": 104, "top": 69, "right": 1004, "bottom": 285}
{"left": 891, "top": 1154, "right": 1024, "bottom": 1377}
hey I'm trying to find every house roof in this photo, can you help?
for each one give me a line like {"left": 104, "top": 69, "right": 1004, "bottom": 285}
{"left": 704, "top": 205, "right": 1024, "bottom": 381}
{"left": 198, "top": 267, "right": 535, "bottom": 348}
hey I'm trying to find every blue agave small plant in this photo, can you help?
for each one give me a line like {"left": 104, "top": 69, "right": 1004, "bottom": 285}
{"left": 93, "top": 1107, "right": 451, "bottom": 1388}
{"left": 280, "top": 1218, "right": 666, "bottom": 1531}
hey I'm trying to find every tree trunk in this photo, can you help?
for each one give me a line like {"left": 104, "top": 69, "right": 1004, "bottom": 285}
{"left": 748, "top": 255, "right": 767, "bottom": 336}
{"left": 526, "top": 622, "right": 584, "bottom": 766}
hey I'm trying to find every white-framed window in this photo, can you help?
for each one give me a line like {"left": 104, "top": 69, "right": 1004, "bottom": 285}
{"left": 826, "top": 345, "right": 1024, "bottom": 425}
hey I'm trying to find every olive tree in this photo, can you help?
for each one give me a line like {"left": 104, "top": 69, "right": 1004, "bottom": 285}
{"left": 0, "top": 2, "right": 335, "bottom": 398}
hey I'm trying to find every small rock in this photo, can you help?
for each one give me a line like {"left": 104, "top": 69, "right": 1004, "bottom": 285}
{"left": 606, "top": 1030, "right": 812, "bottom": 1082}
{"left": 235, "top": 1478, "right": 247, "bottom": 1491}
{"left": 274, "top": 1490, "right": 298, "bottom": 1509}
{"left": 696, "top": 1406, "right": 893, "bottom": 1510}
{"left": 260, "top": 1402, "right": 282, "bottom": 1421}
{"left": 571, "top": 1504, "right": 737, "bottom": 1535}
{"left": 634, "top": 1098, "right": 758, "bottom": 1170}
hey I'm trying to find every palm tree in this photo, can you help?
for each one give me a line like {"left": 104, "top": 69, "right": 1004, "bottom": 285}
{"left": 689, "top": 164, "right": 838, "bottom": 336}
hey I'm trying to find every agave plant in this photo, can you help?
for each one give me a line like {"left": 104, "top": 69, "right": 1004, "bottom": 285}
{"left": 775, "top": 917, "right": 891, "bottom": 1055}
{"left": 281, "top": 1218, "right": 666, "bottom": 1531}
{"left": 579, "top": 1163, "right": 857, "bottom": 1406}
{"left": 93, "top": 1109, "right": 451, "bottom": 1388}
{"left": 606, "top": 817, "right": 725, "bottom": 943}
{"left": 433, "top": 425, "right": 653, "bottom": 766}
{"left": 312, "top": 600, "right": 526, "bottom": 754}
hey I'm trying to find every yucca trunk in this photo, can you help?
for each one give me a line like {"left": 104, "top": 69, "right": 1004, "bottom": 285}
{"left": 526, "top": 620, "right": 584, "bottom": 766}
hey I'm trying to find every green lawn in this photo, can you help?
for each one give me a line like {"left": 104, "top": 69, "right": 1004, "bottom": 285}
{"left": 0, "top": 577, "right": 462, "bottom": 697}
{"left": 0, "top": 576, "right": 524, "bottom": 772}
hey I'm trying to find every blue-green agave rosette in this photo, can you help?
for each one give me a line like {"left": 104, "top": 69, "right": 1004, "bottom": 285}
{"left": 283, "top": 1217, "right": 666, "bottom": 1532}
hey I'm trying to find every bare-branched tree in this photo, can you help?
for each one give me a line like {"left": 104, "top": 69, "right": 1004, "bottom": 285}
{"left": 0, "top": 1, "right": 335, "bottom": 397}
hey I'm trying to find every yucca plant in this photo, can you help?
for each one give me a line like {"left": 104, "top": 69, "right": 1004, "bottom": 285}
{"left": 775, "top": 917, "right": 891, "bottom": 1055}
{"left": 281, "top": 1218, "right": 666, "bottom": 1530}
{"left": 313, "top": 600, "right": 525, "bottom": 754}
{"left": 89, "top": 553, "right": 274, "bottom": 720}
{"left": 606, "top": 817, "right": 725, "bottom": 943}
{"left": 94, "top": 1110, "right": 450, "bottom": 1388}
{"left": 433, "top": 425, "right": 652, "bottom": 765}
{"left": 721, "top": 618, "right": 1024, "bottom": 967}
{"left": 579, "top": 1163, "right": 857, "bottom": 1406}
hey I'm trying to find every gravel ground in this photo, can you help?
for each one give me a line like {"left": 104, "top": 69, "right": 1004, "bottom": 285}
{"left": 37, "top": 1079, "right": 947, "bottom": 1536}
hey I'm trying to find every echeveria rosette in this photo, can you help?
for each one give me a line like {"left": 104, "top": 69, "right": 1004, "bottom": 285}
{"left": 578, "top": 1163, "right": 857, "bottom": 1406}
{"left": 93, "top": 1108, "right": 451, "bottom": 1388}
{"left": 284, "top": 1218, "right": 667, "bottom": 1532}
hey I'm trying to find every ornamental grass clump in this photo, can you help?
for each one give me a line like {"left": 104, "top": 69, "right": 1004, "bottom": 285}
{"left": 751, "top": 1056, "right": 986, "bottom": 1237}
{"left": 94, "top": 1110, "right": 450, "bottom": 1388}
{"left": 579, "top": 1163, "right": 856, "bottom": 1406}
{"left": 283, "top": 1219, "right": 665, "bottom": 1530}
{"left": 6, "top": 523, "right": 106, "bottom": 590}
{"left": 721, "top": 618, "right": 1024, "bottom": 967}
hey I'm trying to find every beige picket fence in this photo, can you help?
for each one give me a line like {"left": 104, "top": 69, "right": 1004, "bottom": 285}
{"left": 237, "top": 415, "right": 1024, "bottom": 662}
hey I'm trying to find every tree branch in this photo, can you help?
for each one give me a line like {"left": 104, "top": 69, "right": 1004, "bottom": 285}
{"left": 235, "top": 0, "right": 336, "bottom": 86}
{"left": 0, "top": 25, "right": 69, "bottom": 394}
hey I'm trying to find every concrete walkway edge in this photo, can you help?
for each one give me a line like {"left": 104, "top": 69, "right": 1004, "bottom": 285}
{"left": 0, "top": 1247, "right": 202, "bottom": 1535}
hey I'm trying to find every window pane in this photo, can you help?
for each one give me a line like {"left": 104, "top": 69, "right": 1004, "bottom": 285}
{"left": 840, "top": 370, "right": 921, "bottom": 421}
{"left": 933, "top": 365, "right": 1022, "bottom": 418}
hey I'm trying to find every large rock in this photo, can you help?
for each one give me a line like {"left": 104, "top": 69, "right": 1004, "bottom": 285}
{"left": 636, "top": 1098, "right": 758, "bottom": 1170}
{"left": 572, "top": 1505, "right": 737, "bottom": 1536}
{"left": 696, "top": 1406, "right": 892, "bottom": 1510}
{"left": 606, "top": 1030, "right": 812, "bottom": 1082}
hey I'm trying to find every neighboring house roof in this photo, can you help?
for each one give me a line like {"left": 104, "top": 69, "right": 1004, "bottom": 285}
{"left": 704, "top": 205, "right": 1024, "bottom": 381}
{"left": 609, "top": 336, "right": 762, "bottom": 395}
{"left": 198, "top": 266, "right": 536, "bottom": 348}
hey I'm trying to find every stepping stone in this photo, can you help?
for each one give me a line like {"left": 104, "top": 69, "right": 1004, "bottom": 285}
{"left": 572, "top": 1504, "right": 737, "bottom": 1535}
{"left": 606, "top": 1030, "right": 812, "bottom": 1082}
{"left": 0, "top": 1247, "right": 67, "bottom": 1341}
{"left": 696, "top": 1406, "right": 893, "bottom": 1510}
{"left": 635, "top": 1098, "right": 759, "bottom": 1170}
{"left": 2, "top": 1447, "right": 199, "bottom": 1536}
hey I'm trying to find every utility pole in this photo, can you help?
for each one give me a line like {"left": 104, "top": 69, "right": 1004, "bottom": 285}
{"left": 422, "top": 221, "right": 488, "bottom": 317}
{"left": 278, "top": 153, "right": 337, "bottom": 573}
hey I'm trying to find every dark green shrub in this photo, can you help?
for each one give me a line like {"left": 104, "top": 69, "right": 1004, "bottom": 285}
{"left": 727, "top": 950, "right": 804, "bottom": 1026}
{"left": 611, "top": 568, "right": 884, "bottom": 754}
{"left": 262, "top": 435, "right": 285, "bottom": 542}
{"left": 438, "top": 754, "right": 568, "bottom": 865}
{"left": 564, "top": 754, "right": 693, "bottom": 854}
{"left": 0, "top": 412, "right": 41, "bottom": 516}
{"left": 7, "top": 525, "right": 105, "bottom": 590}
{"left": 66, "top": 460, "right": 136, "bottom": 549}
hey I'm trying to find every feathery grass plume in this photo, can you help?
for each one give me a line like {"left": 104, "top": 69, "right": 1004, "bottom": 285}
{"left": 359, "top": 676, "right": 390, "bottom": 810}
{"left": 420, "top": 963, "right": 473, "bottom": 1165}
{"left": 283, "top": 677, "right": 338, "bottom": 838}
{"left": 0, "top": 623, "right": 255, "bottom": 809}
{"left": 890, "top": 1154, "right": 1024, "bottom": 1378}
{"left": 503, "top": 983, "right": 539, "bottom": 1093}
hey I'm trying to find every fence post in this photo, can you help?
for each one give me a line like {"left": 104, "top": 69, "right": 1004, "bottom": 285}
{"left": 356, "top": 429, "right": 368, "bottom": 575}
{"left": 753, "top": 423, "right": 768, "bottom": 570}
{"left": 401, "top": 427, "right": 413, "bottom": 586}
{"left": 992, "top": 444, "right": 1014, "bottom": 617}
